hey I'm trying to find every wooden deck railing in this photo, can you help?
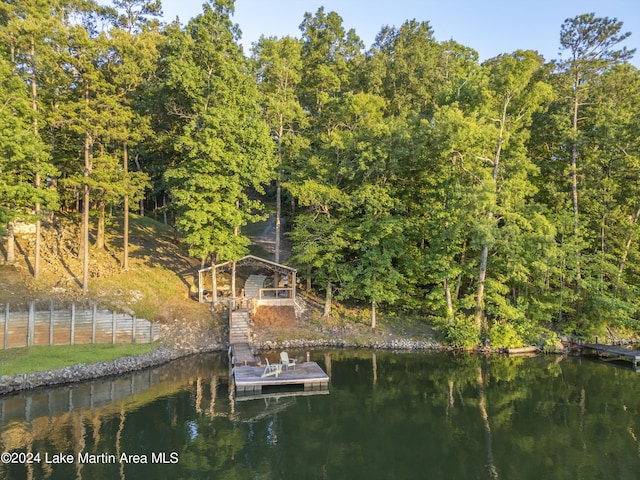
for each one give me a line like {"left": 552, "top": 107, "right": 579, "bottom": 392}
{"left": 256, "top": 288, "right": 295, "bottom": 306}
{"left": 258, "top": 288, "right": 293, "bottom": 299}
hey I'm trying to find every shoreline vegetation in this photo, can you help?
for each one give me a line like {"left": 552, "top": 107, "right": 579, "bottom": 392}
{"left": 0, "top": 333, "right": 521, "bottom": 396}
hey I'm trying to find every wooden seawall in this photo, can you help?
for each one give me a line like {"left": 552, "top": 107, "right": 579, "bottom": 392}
{"left": 1, "top": 301, "right": 159, "bottom": 348}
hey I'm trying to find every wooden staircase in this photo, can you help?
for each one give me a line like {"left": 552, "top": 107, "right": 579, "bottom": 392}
{"left": 230, "top": 309, "right": 251, "bottom": 344}
{"left": 228, "top": 275, "right": 270, "bottom": 366}
{"left": 244, "top": 274, "right": 267, "bottom": 299}
{"left": 229, "top": 309, "right": 259, "bottom": 365}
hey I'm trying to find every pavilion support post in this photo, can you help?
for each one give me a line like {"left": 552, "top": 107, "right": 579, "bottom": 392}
{"left": 212, "top": 262, "right": 218, "bottom": 307}
{"left": 231, "top": 261, "right": 237, "bottom": 301}
{"left": 292, "top": 271, "right": 296, "bottom": 301}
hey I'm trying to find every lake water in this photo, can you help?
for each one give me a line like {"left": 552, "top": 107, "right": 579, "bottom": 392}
{"left": 0, "top": 350, "right": 639, "bottom": 479}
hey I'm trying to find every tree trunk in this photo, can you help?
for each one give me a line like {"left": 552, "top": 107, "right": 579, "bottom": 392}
{"left": 571, "top": 80, "right": 581, "bottom": 287}
{"left": 275, "top": 178, "right": 281, "bottom": 264}
{"left": 6, "top": 223, "right": 15, "bottom": 265}
{"left": 475, "top": 245, "right": 489, "bottom": 335}
{"left": 371, "top": 274, "right": 378, "bottom": 328}
{"left": 275, "top": 113, "right": 284, "bottom": 279}
{"left": 444, "top": 278, "right": 454, "bottom": 323}
{"left": 162, "top": 193, "right": 167, "bottom": 226}
{"left": 276, "top": 114, "right": 284, "bottom": 265}
{"left": 323, "top": 280, "right": 332, "bottom": 317}
{"left": 306, "top": 266, "right": 312, "bottom": 291}
{"left": 82, "top": 127, "right": 91, "bottom": 294}
{"left": 96, "top": 198, "right": 105, "bottom": 250}
{"left": 371, "top": 299, "right": 376, "bottom": 329}
{"left": 475, "top": 101, "right": 506, "bottom": 338}
{"left": 31, "top": 36, "right": 41, "bottom": 280}
{"left": 123, "top": 141, "right": 129, "bottom": 270}
{"left": 34, "top": 197, "right": 41, "bottom": 278}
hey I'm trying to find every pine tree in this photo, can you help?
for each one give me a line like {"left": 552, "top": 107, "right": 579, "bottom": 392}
{"left": 557, "top": 13, "right": 635, "bottom": 291}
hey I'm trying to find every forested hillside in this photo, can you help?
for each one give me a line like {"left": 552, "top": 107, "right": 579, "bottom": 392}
{"left": 2, "top": 0, "right": 639, "bottom": 347}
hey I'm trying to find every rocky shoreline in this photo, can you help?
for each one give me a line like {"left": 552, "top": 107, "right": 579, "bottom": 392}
{"left": 0, "top": 334, "right": 450, "bottom": 396}
{"left": 253, "top": 336, "right": 443, "bottom": 351}
{"left": 0, "top": 345, "right": 207, "bottom": 396}
{"left": 1, "top": 310, "right": 592, "bottom": 396}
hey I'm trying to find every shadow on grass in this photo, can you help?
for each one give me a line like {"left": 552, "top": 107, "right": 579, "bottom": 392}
{"left": 111, "top": 215, "right": 196, "bottom": 293}
{"left": 14, "top": 237, "right": 33, "bottom": 276}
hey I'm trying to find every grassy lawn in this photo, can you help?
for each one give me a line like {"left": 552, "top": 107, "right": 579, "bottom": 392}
{"left": 0, "top": 343, "right": 158, "bottom": 377}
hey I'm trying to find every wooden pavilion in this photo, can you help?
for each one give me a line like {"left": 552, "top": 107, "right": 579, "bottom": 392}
{"left": 197, "top": 254, "right": 297, "bottom": 308}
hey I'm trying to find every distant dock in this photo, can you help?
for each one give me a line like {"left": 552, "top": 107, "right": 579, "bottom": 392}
{"left": 579, "top": 343, "right": 640, "bottom": 368}
{"left": 233, "top": 361, "right": 329, "bottom": 397}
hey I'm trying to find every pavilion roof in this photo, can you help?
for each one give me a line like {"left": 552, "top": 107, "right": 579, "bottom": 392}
{"left": 198, "top": 255, "right": 296, "bottom": 276}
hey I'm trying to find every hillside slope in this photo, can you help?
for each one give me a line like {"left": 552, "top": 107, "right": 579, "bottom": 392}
{"left": 0, "top": 214, "right": 211, "bottom": 326}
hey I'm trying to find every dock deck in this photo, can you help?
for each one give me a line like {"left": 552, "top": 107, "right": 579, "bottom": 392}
{"left": 579, "top": 343, "right": 640, "bottom": 368}
{"left": 234, "top": 361, "right": 329, "bottom": 396}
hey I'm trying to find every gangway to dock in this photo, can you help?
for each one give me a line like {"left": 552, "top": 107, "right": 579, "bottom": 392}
{"left": 230, "top": 343, "right": 259, "bottom": 366}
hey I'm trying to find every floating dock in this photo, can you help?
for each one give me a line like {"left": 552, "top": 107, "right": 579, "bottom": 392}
{"left": 579, "top": 343, "right": 640, "bottom": 368}
{"left": 233, "top": 361, "right": 329, "bottom": 397}
{"left": 234, "top": 388, "right": 330, "bottom": 402}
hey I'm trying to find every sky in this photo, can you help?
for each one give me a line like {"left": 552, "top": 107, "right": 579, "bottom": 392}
{"left": 160, "top": 0, "right": 640, "bottom": 66}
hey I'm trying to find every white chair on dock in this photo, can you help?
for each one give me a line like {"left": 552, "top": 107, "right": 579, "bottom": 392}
{"left": 261, "top": 358, "right": 282, "bottom": 378}
{"left": 280, "top": 351, "right": 297, "bottom": 370}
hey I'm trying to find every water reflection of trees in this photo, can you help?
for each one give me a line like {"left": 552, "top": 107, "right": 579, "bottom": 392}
{"left": 0, "top": 353, "right": 232, "bottom": 480}
{"left": 2, "top": 351, "right": 640, "bottom": 479}
{"left": 275, "top": 351, "right": 640, "bottom": 480}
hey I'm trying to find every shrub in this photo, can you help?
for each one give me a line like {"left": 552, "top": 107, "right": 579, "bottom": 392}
{"left": 438, "top": 315, "right": 479, "bottom": 348}
{"left": 489, "top": 322, "right": 523, "bottom": 349}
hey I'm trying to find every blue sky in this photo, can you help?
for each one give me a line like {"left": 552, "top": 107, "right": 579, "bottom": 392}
{"left": 161, "top": 0, "right": 640, "bottom": 66}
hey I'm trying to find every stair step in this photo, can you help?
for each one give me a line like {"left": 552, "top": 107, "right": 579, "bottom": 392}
{"left": 229, "top": 301, "right": 254, "bottom": 345}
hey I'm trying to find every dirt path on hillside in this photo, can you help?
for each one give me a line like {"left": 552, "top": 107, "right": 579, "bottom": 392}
{"left": 246, "top": 214, "right": 309, "bottom": 330}
{"left": 248, "top": 214, "right": 292, "bottom": 263}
